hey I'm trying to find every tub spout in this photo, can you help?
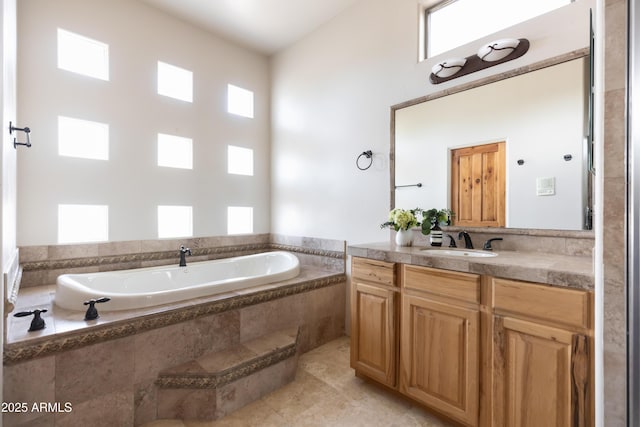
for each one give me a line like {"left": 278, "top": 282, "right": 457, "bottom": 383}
{"left": 179, "top": 245, "right": 192, "bottom": 267}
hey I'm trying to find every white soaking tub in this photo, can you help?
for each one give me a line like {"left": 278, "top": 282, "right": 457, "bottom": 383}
{"left": 54, "top": 251, "right": 300, "bottom": 311}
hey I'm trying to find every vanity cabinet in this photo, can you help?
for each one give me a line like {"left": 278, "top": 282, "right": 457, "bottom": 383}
{"left": 350, "top": 257, "right": 398, "bottom": 387}
{"left": 400, "top": 265, "right": 481, "bottom": 427}
{"left": 349, "top": 257, "right": 593, "bottom": 427}
{"left": 491, "top": 278, "right": 592, "bottom": 427}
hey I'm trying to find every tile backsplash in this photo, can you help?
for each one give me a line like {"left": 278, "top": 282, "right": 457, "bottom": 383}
{"left": 409, "top": 226, "right": 594, "bottom": 257}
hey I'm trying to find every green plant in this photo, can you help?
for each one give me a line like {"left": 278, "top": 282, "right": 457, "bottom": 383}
{"left": 420, "top": 208, "right": 453, "bottom": 235}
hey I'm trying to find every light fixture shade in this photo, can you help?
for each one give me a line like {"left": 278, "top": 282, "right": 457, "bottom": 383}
{"left": 477, "top": 38, "right": 520, "bottom": 62}
{"left": 431, "top": 58, "right": 467, "bottom": 78}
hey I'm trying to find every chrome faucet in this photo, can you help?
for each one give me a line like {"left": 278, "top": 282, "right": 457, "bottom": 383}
{"left": 458, "top": 231, "right": 473, "bottom": 249}
{"left": 179, "top": 245, "right": 192, "bottom": 267}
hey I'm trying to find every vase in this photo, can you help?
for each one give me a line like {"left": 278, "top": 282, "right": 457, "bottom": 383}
{"left": 429, "top": 222, "right": 443, "bottom": 247}
{"left": 395, "top": 229, "right": 413, "bottom": 247}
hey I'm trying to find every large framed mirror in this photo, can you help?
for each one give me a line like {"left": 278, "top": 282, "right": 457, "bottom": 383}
{"left": 391, "top": 50, "right": 593, "bottom": 231}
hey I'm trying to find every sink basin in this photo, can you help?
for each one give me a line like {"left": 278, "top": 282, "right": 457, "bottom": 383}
{"left": 420, "top": 249, "right": 498, "bottom": 258}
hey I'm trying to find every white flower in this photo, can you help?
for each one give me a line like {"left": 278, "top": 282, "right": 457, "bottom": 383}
{"left": 385, "top": 208, "right": 418, "bottom": 231}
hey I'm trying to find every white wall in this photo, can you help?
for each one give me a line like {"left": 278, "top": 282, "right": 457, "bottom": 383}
{"left": 270, "top": 0, "right": 595, "bottom": 243}
{"left": 17, "top": 0, "right": 271, "bottom": 246}
{"left": 1, "top": 0, "right": 17, "bottom": 407}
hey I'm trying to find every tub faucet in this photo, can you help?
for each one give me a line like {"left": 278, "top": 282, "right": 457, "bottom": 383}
{"left": 458, "top": 231, "right": 473, "bottom": 249}
{"left": 179, "top": 245, "right": 192, "bottom": 267}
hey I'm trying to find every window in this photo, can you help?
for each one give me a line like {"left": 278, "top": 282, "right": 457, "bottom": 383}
{"left": 57, "top": 29, "right": 109, "bottom": 80}
{"left": 424, "top": 0, "right": 571, "bottom": 58}
{"left": 227, "top": 84, "right": 254, "bottom": 118}
{"left": 157, "top": 133, "right": 193, "bottom": 169}
{"left": 158, "top": 205, "right": 193, "bottom": 238}
{"left": 58, "top": 204, "right": 109, "bottom": 244}
{"left": 227, "top": 206, "right": 253, "bottom": 234}
{"left": 157, "top": 61, "right": 193, "bottom": 102}
{"left": 227, "top": 145, "right": 254, "bottom": 176}
{"left": 58, "top": 116, "right": 109, "bottom": 160}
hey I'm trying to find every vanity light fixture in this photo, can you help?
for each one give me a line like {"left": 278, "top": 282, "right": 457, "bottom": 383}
{"left": 477, "top": 38, "right": 521, "bottom": 62}
{"left": 431, "top": 58, "right": 467, "bottom": 78}
{"left": 429, "top": 38, "right": 529, "bottom": 85}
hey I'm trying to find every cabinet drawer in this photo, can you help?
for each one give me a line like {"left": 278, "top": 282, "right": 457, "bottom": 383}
{"left": 493, "top": 278, "right": 592, "bottom": 329}
{"left": 402, "top": 265, "right": 480, "bottom": 304}
{"left": 352, "top": 257, "right": 396, "bottom": 287}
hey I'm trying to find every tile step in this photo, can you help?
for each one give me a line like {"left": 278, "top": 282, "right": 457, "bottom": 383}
{"left": 155, "top": 327, "right": 300, "bottom": 421}
{"left": 156, "top": 326, "right": 299, "bottom": 390}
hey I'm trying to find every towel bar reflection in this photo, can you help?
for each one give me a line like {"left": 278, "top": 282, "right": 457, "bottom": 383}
{"left": 9, "top": 121, "right": 32, "bottom": 148}
{"left": 395, "top": 183, "right": 422, "bottom": 189}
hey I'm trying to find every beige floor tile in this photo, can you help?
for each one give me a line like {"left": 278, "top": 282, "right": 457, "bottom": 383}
{"left": 142, "top": 336, "right": 454, "bottom": 427}
{"left": 143, "top": 420, "right": 186, "bottom": 427}
{"left": 188, "top": 399, "right": 289, "bottom": 427}
{"left": 260, "top": 370, "right": 339, "bottom": 420}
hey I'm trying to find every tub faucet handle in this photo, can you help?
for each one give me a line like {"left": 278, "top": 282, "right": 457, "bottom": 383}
{"left": 14, "top": 309, "right": 48, "bottom": 331}
{"left": 84, "top": 297, "right": 111, "bottom": 321}
{"left": 179, "top": 245, "right": 192, "bottom": 267}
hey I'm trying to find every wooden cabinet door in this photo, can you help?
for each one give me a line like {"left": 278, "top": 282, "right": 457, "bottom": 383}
{"left": 451, "top": 141, "right": 505, "bottom": 227}
{"left": 350, "top": 281, "right": 397, "bottom": 387}
{"left": 493, "top": 316, "right": 589, "bottom": 427}
{"left": 400, "top": 294, "right": 479, "bottom": 426}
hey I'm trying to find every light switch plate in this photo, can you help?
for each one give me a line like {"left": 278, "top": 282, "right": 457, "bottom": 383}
{"left": 536, "top": 177, "right": 555, "bottom": 196}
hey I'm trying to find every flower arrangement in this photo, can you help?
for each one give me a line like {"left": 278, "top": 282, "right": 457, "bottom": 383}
{"left": 380, "top": 208, "right": 420, "bottom": 231}
{"left": 380, "top": 208, "right": 453, "bottom": 234}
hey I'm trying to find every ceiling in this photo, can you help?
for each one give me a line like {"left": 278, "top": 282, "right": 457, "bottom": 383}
{"left": 140, "top": 0, "right": 360, "bottom": 55}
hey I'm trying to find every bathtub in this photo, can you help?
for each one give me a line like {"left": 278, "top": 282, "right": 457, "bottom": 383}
{"left": 54, "top": 251, "right": 300, "bottom": 311}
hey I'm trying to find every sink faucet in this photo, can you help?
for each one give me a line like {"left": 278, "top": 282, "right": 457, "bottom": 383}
{"left": 458, "top": 231, "right": 473, "bottom": 249}
{"left": 483, "top": 237, "right": 503, "bottom": 251}
{"left": 179, "top": 245, "right": 192, "bottom": 267}
{"left": 446, "top": 234, "right": 457, "bottom": 248}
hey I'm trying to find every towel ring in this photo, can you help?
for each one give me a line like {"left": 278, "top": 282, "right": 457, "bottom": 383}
{"left": 356, "top": 150, "right": 373, "bottom": 170}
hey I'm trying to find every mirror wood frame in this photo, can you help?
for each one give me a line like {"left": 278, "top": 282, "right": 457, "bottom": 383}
{"left": 389, "top": 48, "right": 593, "bottom": 235}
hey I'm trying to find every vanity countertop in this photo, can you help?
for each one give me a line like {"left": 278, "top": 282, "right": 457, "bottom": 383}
{"left": 348, "top": 242, "right": 593, "bottom": 291}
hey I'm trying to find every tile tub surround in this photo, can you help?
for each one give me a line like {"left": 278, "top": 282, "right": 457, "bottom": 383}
{"left": 16, "top": 233, "right": 346, "bottom": 288}
{"left": 4, "top": 235, "right": 346, "bottom": 426}
{"left": 348, "top": 240, "right": 594, "bottom": 290}
{"left": 4, "top": 274, "right": 346, "bottom": 426}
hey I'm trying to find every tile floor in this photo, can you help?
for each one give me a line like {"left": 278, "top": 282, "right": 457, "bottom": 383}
{"left": 142, "top": 335, "right": 452, "bottom": 427}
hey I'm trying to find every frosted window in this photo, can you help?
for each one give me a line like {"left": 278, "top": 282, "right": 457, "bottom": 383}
{"left": 158, "top": 133, "right": 193, "bottom": 169}
{"left": 58, "top": 116, "right": 109, "bottom": 160}
{"left": 158, "top": 205, "right": 193, "bottom": 238}
{"left": 157, "top": 61, "right": 193, "bottom": 102}
{"left": 227, "top": 207, "right": 253, "bottom": 234}
{"left": 58, "top": 204, "right": 108, "bottom": 244}
{"left": 227, "top": 145, "right": 254, "bottom": 176}
{"left": 57, "top": 29, "right": 109, "bottom": 81}
{"left": 426, "top": 0, "right": 570, "bottom": 57}
{"left": 227, "top": 84, "right": 254, "bottom": 118}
